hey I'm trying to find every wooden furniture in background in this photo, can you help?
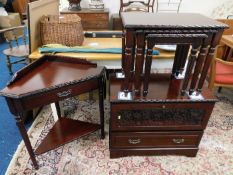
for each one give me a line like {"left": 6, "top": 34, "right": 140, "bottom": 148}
{"left": 60, "top": 8, "right": 109, "bottom": 30}
{"left": 27, "top": 0, "right": 60, "bottom": 53}
{"left": 208, "top": 57, "right": 233, "bottom": 91}
{"left": 12, "top": 0, "right": 29, "bottom": 19}
{"left": 120, "top": 0, "right": 155, "bottom": 13}
{"left": 0, "top": 55, "right": 106, "bottom": 169}
{"left": 112, "top": 14, "right": 122, "bottom": 30}
{"left": 109, "top": 12, "right": 227, "bottom": 158}
{"left": 0, "top": 13, "right": 29, "bottom": 75}
{"left": 208, "top": 35, "right": 233, "bottom": 92}
{"left": 220, "top": 35, "right": 233, "bottom": 61}
{"left": 217, "top": 19, "right": 233, "bottom": 35}
{"left": 28, "top": 37, "right": 176, "bottom": 71}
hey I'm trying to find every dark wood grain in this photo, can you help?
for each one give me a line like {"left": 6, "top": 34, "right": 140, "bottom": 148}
{"left": 110, "top": 12, "right": 226, "bottom": 159}
{"left": 35, "top": 118, "right": 101, "bottom": 155}
{"left": 60, "top": 8, "right": 109, "bottom": 30}
{"left": 109, "top": 73, "right": 216, "bottom": 158}
{"left": 0, "top": 55, "right": 106, "bottom": 169}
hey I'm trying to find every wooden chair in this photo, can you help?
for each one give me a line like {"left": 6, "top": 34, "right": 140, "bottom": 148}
{"left": 209, "top": 17, "right": 233, "bottom": 92}
{"left": 12, "top": 0, "right": 29, "bottom": 20}
{"left": 0, "top": 14, "right": 29, "bottom": 75}
{"left": 208, "top": 57, "right": 233, "bottom": 92}
{"left": 120, "top": 0, "right": 156, "bottom": 13}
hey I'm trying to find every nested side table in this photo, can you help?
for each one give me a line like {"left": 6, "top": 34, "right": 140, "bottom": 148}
{"left": 109, "top": 13, "right": 227, "bottom": 158}
{"left": 120, "top": 12, "right": 228, "bottom": 98}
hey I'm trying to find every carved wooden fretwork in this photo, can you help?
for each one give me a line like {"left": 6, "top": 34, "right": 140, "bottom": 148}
{"left": 118, "top": 108, "right": 204, "bottom": 126}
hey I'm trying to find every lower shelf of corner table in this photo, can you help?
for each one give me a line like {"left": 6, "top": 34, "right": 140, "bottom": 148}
{"left": 35, "top": 117, "right": 100, "bottom": 155}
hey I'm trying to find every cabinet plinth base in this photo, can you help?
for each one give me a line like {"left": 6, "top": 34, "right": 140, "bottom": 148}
{"left": 110, "top": 148, "right": 198, "bottom": 158}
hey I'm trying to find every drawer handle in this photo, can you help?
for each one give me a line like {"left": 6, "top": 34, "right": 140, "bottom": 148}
{"left": 172, "top": 138, "right": 185, "bottom": 144}
{"left": 57, "top": 89, "right": 72, "bottom": 98}
{"left": 128, "top": 139, "right": 141, "bottom": 144}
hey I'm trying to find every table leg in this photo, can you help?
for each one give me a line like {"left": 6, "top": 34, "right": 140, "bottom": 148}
{"left": 98, "top": 76, "right": 105, "bottom": 139}
{"left": 178, "top": 45, "right": 190, "bottom": 76}
{"left": 134, "top": 32, "right": 145, "bottom": 95}
{"left": 189, "top": 37, "right": 210, "bottom": 95}
{"left": 121, "top": 33, "right": 126, "bottom": 71}
{"left": 123, "top": 29, "right": 135, "bottom": 92}
{"left": 16, "top": 115, "right": 38, "bottom": 169}
{"left": 143, "top": 38, "right": 154, "bottom": 96}
{"left": 181, "top": 44, "right": 199, "bottom": 95}
{"left": 197, "top": 31, "right": 223, "bottom": 94}
{"left": 172, "top": 44, "right": 182, "bottom": 76}
{"left": 172, "top": 45, "right": 190, "bottom": 77}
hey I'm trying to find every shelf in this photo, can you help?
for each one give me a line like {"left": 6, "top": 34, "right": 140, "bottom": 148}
{"left": 35, "top": 118, "right": 101, "bottom": 154}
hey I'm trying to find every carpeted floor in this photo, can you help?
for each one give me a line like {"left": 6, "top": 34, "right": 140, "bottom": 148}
{"left": 5, "top": 96, "right": 233, "bottom": 175}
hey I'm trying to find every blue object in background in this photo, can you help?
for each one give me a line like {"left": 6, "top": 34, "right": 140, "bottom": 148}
{"left": 0, "top": 41, "right": 31, "bottom": 175}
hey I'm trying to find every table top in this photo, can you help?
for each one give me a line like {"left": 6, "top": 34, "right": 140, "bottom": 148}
{"left": 121, "top": 12, "right": 228, "bottom": 30}
{"left": 0, "top": 56, "right": 104, "bottom": 98}
{"left": 29, "top": 38, "right": 175, "bottom": 60}
{"left": 221, "top": 35, "right": 233, "bottom": 48}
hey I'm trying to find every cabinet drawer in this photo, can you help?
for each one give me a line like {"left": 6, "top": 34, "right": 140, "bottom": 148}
{"left": 20, "top": 78, "right": 99, "bottom": 111}
{"left": 111, "top": 131, "right": 203, "bottom": 148}
{"left": 82, "top": 21, "right": 109, "bottom": 30}
{"left": 111, "top": 102, "right": 214, "bottom": 131}
{"left": 78, "top": 13, "right": 108, "bottom": 21}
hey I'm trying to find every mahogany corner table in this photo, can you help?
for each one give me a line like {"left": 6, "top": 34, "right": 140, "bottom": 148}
{"left": 0, "top": 55, "right": 106, "bottom": 169}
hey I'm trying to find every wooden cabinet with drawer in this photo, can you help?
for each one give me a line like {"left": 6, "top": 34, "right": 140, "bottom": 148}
{"left": 60, "top": 8, "right": 109, "bottom": 30}
{"left": 109, "top": 74, "right": 217, "bottom": 158}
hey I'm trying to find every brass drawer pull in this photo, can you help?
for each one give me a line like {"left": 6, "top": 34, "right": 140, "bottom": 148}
{"left": 172, "top": 138, "right": 185, "bottom": 144}
{"left": 57, "top": 89, "right": 72, "bottom": 98}
{"left": 128, "top": 138, "right": 141, "bottom": 144}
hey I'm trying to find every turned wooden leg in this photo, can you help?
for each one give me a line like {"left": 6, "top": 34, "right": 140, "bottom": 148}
{"left": 121, "top": 33, "right": 126, "bottom": 72}
{"left": 98, "top": 76, "right": 105, "bottom": 139}
{"left": 197, "top": 31, "right": 223, "bottom": 94}
{"left": 172, "top": 44, "right": 183, "bottom": 76}
{"left": 172, "top": 45, "right": 190, "bottom": 77}
{"left": 16, "top": 115, "right": 39, "bottom": 169}
{"left": 189, "top": 37, "right": 210, "bottom": 95}
{"left": 134, "top": 32, "right": 145, "bottom": 95}
{"left": 143, "top": 38, "right": 154, "bottom": 96}
{"left": 181, "top": 45, "right": 199, "bottom": 95}
{"left": 6, "top": 55, "right": 13, "bottom": 75}
{"left": 179, "top": 45, "right": 190, "bottom": 76}
{"left": 123, "top": 29, "right": 135, "bottom": 92}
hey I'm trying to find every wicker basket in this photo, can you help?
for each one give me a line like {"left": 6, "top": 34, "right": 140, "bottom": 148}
{"left": 40, "top": 14, "right": 84, "bottom": 46}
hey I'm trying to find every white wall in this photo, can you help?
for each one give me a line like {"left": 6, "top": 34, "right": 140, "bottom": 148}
{"left": 60, "top": 0, "right": 233, "bottom": 18}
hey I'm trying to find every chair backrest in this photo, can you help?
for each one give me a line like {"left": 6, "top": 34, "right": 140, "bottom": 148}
{"left": 0, "top": 13, "right": 24, "bottom": 41}
{"left": 120, "top": 0, "right": 155, "bottom": 13}
{"left": 217, "top": 19, "right": 233, "bottom": 35}
{"left": 0, "top": 13, "right": 26, "bottom": 49}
